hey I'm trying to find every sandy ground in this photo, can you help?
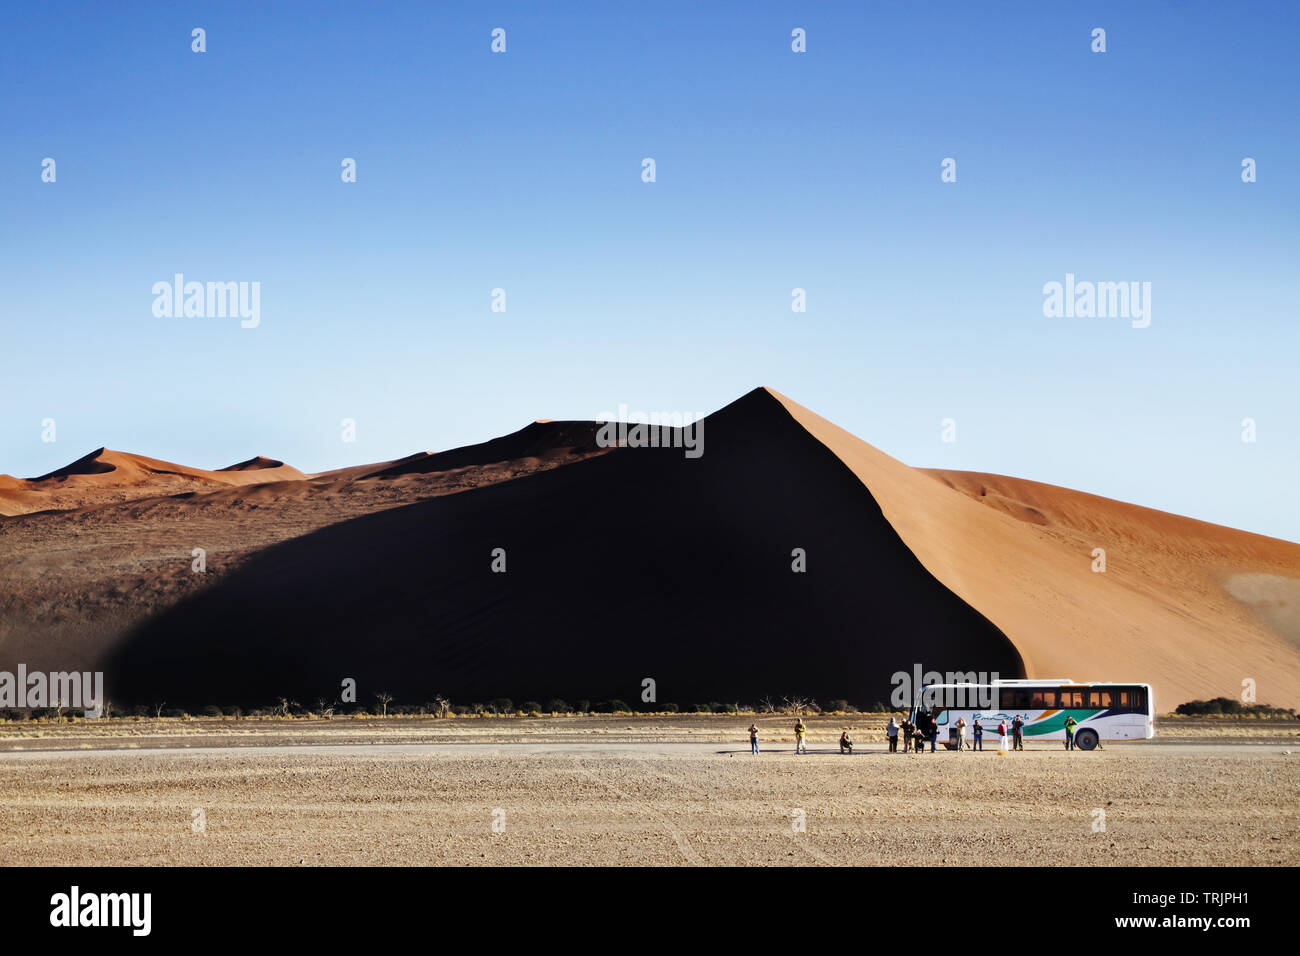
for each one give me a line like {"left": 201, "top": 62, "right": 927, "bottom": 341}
{"left": 0, "top": 714, "right": 1293, "bottom": 751}
{"left": 0, "top": 719, "right": 1294, "bottom": 866}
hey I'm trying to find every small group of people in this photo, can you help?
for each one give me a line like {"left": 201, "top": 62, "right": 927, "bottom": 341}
{"left": 747, "top": 711, "right": 1077, "bottom": 754}
{"left": 886, "top": 710, "right": 1028, "bottom": 752}
{"left": 890, "top": 715, "right": 929, "bottom": 752}
{"left": 746, "top": 719, "right": 852, "bottom": 755}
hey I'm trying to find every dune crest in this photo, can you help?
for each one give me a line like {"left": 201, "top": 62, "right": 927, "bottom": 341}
{"left": 219, "top": 455, "right": 291, "bottom": 472}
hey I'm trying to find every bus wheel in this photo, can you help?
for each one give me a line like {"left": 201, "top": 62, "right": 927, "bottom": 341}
{"left": 1075, "top": 729, "right": 1099, "bottom": 751}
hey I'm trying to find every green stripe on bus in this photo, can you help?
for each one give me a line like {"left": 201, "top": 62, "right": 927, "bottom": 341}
{"left": 1024, "top": 709, "right": 1103, "bottom": 736}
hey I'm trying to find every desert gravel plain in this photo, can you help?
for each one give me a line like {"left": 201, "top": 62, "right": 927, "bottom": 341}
{"left": 0, "top": 716, "right": 1295, "bottom": 866}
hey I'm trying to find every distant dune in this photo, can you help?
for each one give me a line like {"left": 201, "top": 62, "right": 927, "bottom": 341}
{"left": 218, "top": 455, "right": 297, "bottom": 474}
{"left": 0, "top": 448, "right": 306, "bottom": 516}
{"left": 2, "top": 388, "right": 1298, "bottom": 710}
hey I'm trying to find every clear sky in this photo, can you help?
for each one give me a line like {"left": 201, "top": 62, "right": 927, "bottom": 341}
{"left": 2, "top": 1, "right": 1297, "bottom": 540}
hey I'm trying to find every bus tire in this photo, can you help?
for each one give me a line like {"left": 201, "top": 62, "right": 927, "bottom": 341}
{"left": 1075, "top": 729, "right": 1099, "bottom": 751}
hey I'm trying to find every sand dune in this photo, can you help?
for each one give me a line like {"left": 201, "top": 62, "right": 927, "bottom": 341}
{"left": 0, "top": 423, "right": 617, "bottom": 678}
{"left": 4, "top": 388, "right": 1298, "bottom": 710}
{"left": 367, "top": 422, "right": 604, "bottom": 477}
{"left": 308, "top": 452, "right": 433, "bottom": 483}
{"left": 32, "top": 447, "right": 304, "bottom": 486}
{"left": 313, "top": 421, "right": 607, "bottom": 482}
{"left": 0, "top": 448, "right": 306, "bottom": 516}
{"left": 3, "top": 421, "right": 603, "bottom": 517}
{"left": 769, "top": 390, "right": 1300, "bottom": 708}
{"left": 219, "top": 455, "right": 298, "bottom": 474}
{"left": 105, "top": 391, "right": 1019, "bottom": 708}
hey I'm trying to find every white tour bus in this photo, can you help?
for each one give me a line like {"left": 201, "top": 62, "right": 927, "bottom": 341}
{"left": 908, "top": 679, "right": 1154, "bottom": 751}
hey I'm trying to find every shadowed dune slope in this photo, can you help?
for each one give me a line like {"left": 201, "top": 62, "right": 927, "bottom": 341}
{"left": 106, "top": 390, "right": 1022, "bottom": 708}
{"left": 769, "top": 391, "right": 1300, "bottom": 707}
{"left": 366, "top": 421, "right": 606, "bottom": 478}
{"left": 307, "top": 421, "right": 607, "bottom": 482}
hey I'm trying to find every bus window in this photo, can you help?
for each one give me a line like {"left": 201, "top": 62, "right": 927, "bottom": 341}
{"left": 998, "top": 688, "right": 1031, "bottom": 709}
{"left": 1092, "top": 691, "right": 1113, "bottom": 708}
{"left": 1131, "top": 687, "right": 1146, "bottom": 710}
{"left": 1062, "top": 691, "right": 1084, "bottom": 708}
{"left": 1031, "top": 690, "right": 1055, "bottom": 709}
{"left": 1117, "top": 690, "right": 1133, "bottom": 708}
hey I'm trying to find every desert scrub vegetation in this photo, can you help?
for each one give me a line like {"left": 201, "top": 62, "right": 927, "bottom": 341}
{"left": 0, "top": 690, "right": 887, "bottom": 723}
{"left": 1174, "top": 698, "right": 1297, "bottom": 718}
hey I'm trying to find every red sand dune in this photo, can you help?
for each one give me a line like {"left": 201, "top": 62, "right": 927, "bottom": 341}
{"left": 4, "top": 388, "right": 1299, "bottom": 710}
{"left": 770, "top": 389, "right": 1300, "bottom": 708}
{"left": 218, "top": 455, "right": 295, "bottom": 473}
{"left": 105, "top": 389, "right": 1020, "bottom": 708}
{"left": 0, "top": 448, "right": 306, "bottom": 516}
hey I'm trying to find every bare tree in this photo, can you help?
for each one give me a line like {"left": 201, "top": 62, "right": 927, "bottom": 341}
{"left": 374, "top": 691, "right": 394, "bottom": 717}
{"left": 275, "top": 697, "right": 299, "bottom": 718}
{"left": 316, "top": 698, "right": 335, "bottom": 720}
{"left": 153, "top": 701, "right": 166, "bottom": 719}
{"left": 759, "top": 695, "right": 778, "bottom": 714}
{"left": 429, "top": 694, "right": 451, "bottom": 718}
{"left": 782, "top": 695, "right": 817, "bottom": 716}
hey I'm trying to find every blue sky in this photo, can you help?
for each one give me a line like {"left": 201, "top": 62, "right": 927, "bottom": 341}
{"left": 2, "top": 1, "right": 1297, "bottom": 540}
